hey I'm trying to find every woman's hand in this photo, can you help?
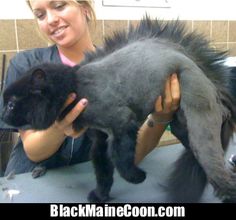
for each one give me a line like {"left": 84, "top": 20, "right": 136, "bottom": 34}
{"left": 152, "top": 73, "right": 180, "bottom": 123}
{"left": 135, "top": 73, "right": 180, "bottom": 164}
{"left": 54, "top": 93, "right": 88, "bottom": 138}
{"left": 20, "top": 93, "right": 88, "bottom": 162}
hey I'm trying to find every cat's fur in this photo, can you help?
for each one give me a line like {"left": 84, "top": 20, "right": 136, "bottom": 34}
{"left": 2, "top": 17, "right": 236, "bottom": 203}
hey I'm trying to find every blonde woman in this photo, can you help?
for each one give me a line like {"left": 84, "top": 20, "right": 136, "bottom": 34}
{"left": 0, "top": 0, "right": 180, "bottom": 176}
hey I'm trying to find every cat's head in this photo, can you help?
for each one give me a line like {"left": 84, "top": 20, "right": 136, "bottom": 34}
{"left": 1, "top": 66, "right": 72, "bottom": 130}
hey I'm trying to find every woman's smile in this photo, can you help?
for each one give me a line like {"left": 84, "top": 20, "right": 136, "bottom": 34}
{"left": 50, "top": 25, "right": 69, "bottom": 39}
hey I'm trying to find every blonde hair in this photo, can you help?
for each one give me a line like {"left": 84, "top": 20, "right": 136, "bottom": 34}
{"left": 26, "top": 0, "right": 96, "bottom": 44}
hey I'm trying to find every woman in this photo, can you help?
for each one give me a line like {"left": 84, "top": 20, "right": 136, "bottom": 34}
{"left": 0, "top": 0, "right": 180, "bottom": 176}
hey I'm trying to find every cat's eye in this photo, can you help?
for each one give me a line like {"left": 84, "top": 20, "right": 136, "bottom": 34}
{"left": 7, "top": 101, "right": 15, "bottom": 110}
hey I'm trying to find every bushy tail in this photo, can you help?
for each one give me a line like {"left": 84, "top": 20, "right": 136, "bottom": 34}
{"left": 166, "top": 149, "right": 207, "bottom": 203}
{"left": 167, "top": 111, "right": 236, "bottom": 202}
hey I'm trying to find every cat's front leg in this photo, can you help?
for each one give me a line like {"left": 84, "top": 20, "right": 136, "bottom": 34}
{"left": 87, "top": 130, "right": 114, "bottom": 203}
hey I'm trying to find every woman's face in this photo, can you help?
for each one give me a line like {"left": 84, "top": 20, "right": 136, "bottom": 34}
{"left": 29, "top": 0, "right": 89, "bottom": 48}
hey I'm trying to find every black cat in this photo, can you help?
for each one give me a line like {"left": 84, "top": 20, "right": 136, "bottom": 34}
{"left": 2, "top": 17, "right": 236, "bottom": 203}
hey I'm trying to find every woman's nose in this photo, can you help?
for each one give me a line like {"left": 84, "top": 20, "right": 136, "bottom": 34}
{"left": 46, "top": 11, "right": 59, "bottom": 25}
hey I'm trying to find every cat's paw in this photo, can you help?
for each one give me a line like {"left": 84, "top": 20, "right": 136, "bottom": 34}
{"left": 87, "top": 190, "right": 110, "bottom": 203}
{"left": 121, "top": 168, "right": 146, "bottom": 184}
{"left": 31, "top": 165, "right": 47, "bottom": 178}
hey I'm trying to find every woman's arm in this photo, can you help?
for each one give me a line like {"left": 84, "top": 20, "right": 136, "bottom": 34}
{"left": 20, "top": 73, "right": 179, "bottom": 163}
{"left": 135, "top": 73, "right": 180, "bottom": 164}
{"left": 20, "top": 94, "right": 88, "bottom": 162}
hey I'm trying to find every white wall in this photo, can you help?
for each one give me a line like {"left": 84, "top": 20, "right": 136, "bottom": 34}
{"left": 0, "top": 0, "right": 236, "bottom": 20}
{"left": 0, "top": 0, "right": 33, "bottom": 19}
{"left": 96, "top": 0, "right": 236, "bottom": 20}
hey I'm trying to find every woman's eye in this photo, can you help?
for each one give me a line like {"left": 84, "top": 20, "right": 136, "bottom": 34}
{"left": 53, "top": 1, "right": 67, "bottom": 10}
{"left": 34, "top": 11, "right": 45, "bottom": 20}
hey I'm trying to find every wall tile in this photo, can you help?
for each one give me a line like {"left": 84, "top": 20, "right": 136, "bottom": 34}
{"left": 182, "top": 20, "right": 193, "bottom": 33}
{"left": 130, "top": 20, "right": 193, "bottom": 34}
{"left": 229, "top": 21, "right": 236, "bottom": 42}
{"left": 16, "top": 19, "right": 48, "bottom": 50}
{"left": 0, "top": 52, "right": 16, "bottom": 86}
{"left": 0, "top": 20, "right": 17, "bottom": 50}
{"left": 193, "top": 21, "right": 211, "bottom": 40}
{"left": 129, "top": 20, "right": 139, "bottom": 28}
{"left": 228, "top": 43, "right": 236, "bottom": 56}
{"left": 211, "top": 43, "right": 228, "bottom": 52}
{"left": 89, "top": 20, "right": 103, "bottom": 47}
{"left": 212, "top": 21, "right": 228, "bottom": 43}
{"left": 104, "top": 20, "right": 128, "bottom": 38}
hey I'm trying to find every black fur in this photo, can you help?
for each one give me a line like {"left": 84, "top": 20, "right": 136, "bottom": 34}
{"left": 2, "top": 17, "right": 236, "bottom": 203}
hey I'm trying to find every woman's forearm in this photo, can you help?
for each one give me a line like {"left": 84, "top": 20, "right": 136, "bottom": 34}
{"left": 19, "top": 124, "right": 66, "bottom": 162}
{"left": 19, "top": 97, "right": 88, "bottom": 163}
{"left": 135, "top": 115, "right": 170, "bottom": 164}
{"left": 134, "top": 73, "right": 180, "bottom": 164}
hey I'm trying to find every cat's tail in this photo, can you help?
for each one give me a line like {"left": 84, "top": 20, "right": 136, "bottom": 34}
{"left": 166, "top": 149, "right": 207, "bottom": 203}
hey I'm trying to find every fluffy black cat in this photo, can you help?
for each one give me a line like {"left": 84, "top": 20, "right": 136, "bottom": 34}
{"left": 2, "top": 17, "right": 236, "bottom": 203}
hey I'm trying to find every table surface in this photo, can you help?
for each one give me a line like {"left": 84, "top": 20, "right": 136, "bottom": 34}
{"left": 0, "top": 139, "right": 235, "bottom": 203}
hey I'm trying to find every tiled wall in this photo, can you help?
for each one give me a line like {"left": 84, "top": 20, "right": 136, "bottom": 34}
{"left": 1, "top": 19, "right": 236, "bottom": 81}
{"left": 0, "top": 18, "right": 235, "bottom": 86}
{"left": 0, "top": 18, "right": 236, "bottom": 167}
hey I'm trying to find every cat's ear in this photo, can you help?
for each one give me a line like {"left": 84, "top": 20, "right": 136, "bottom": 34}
{"left": 31, "top": 68, "right": 46, "bottom": 86}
